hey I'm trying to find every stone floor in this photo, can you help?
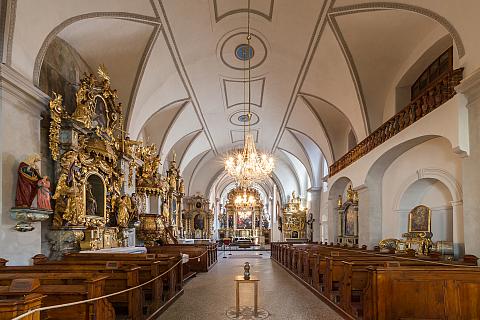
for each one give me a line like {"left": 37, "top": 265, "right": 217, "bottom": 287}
{"left": 159, "top": 251, "right": 342, "bottom": 320}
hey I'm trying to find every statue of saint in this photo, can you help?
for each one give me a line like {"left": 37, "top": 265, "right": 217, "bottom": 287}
{"left": 117, "top": 195, "right": 131, "bottom": 228}
{"left": 85, "top": 182, "right": 98, "bottom": 216}
{"left": 71, "top": 80, "right": 94, "bottom": 128}
{"left": 15, "top": 154, "right": 41, "bottom": 207}
{"left": 37, "top": 176, "right": 52, "bottom": 210}
{"left": 306, "top": 212, "right": 315, "bottom": 242}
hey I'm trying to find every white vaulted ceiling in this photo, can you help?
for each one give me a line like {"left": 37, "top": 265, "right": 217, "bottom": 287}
{"left": 10, "top": 0, "right": 474, "bottom": 200}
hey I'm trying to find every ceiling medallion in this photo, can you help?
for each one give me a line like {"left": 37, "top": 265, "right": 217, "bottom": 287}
{"left": 235, "top": 44, "right": 254, "bottom": 61}
{"left": 224, "top": 1, "right": 274, "bottom": 187}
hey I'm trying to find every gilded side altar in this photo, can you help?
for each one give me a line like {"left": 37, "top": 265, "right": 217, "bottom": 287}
{"left": 47, "top": 66, "right": 140, "bottom": 255}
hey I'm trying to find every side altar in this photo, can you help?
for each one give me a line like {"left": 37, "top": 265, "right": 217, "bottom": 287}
{"left": 42, "top": 66, "right": 143, "bottom": 257}
{"left": 280, "top": 192, "right": 307, "bottom": 242}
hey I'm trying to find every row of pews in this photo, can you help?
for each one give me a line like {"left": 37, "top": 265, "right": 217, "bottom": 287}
{"left": 0, "top": 243, "right": 218, "bottom": 320}
{"left": 271, "top": 242, "right": 480, "bottom": 320}
{"left": 147, "top": 243, "right": 217, "bottom": 273}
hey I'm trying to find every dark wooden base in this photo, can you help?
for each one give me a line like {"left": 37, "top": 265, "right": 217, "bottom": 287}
{"left": 272, "top": 258, "right": 354, "bottom": 320}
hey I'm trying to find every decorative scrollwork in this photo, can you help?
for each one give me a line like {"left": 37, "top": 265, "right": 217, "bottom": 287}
{"left": 48, "top": 92, "right": 63, "bottom": 161}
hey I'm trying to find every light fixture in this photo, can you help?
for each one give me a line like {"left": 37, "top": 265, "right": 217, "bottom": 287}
{"left": 234, "top": 189, "right": 256, "bottom": 207}
{"left": 224, "top": 0, "right": 274, "bottom": 187}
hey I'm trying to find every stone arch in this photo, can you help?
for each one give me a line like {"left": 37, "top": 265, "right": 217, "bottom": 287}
{"left": 392, "top": 168, "right": 462, "bottom": 211}
{"left": 331, "top": 2, "right": 465, "bottom": 58}
{"left": 32, "top": 12, "right": 160, "bottom": 86}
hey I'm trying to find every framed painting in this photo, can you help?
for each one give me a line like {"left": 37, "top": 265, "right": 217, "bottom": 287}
{"left": 408, "top": 205, "right": 431, "bottom": 232}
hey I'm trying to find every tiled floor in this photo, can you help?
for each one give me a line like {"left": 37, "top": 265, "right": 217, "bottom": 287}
{"left": 159, "top": 251, "right": 342, "bottom": 320}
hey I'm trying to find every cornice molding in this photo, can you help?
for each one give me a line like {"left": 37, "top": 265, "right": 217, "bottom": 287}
{"left": 455, "top": 68, "right": 480, "bottom": 106}
{"left": 0, "top": 64, "right": 49, "bottom": 116}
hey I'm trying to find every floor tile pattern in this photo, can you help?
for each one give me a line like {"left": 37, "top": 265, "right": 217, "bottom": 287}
{"left": 158, "top": 251, "right": 342, "bottom": 320}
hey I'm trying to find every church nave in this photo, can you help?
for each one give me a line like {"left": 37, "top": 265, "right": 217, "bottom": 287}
{"left": 160, "top": 251, "right": 342, "bottom": 320}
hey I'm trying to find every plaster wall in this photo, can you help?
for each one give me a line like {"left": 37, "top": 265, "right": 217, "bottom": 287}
{"left": 381, "top": 137, "right": 461, "bottom": 242}
{"left": 0, "top": 65, "right": 49, "bottom": 265}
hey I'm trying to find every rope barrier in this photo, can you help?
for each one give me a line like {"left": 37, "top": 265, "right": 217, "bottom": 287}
{"left": 10, "top": 250, "right": 212, "bottom": 320}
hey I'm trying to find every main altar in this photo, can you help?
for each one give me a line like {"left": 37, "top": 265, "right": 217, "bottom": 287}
{"left": 218, "top": 187, "right": 270, "bottom": 245}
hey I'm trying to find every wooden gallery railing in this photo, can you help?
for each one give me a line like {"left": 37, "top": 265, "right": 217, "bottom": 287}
{"left": 329, "top": 68, "right": 464, "bottom": 177}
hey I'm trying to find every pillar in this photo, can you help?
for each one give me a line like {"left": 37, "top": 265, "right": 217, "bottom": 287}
{"left": 455, "top": 69, "right": 480, "bottom": 257}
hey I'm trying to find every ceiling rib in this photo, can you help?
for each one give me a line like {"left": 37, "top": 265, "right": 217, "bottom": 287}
{"left": 126, "top": 25, "right": 162, "bottom": 129}
{"left": 327, "top": 15, "right": 370, "bottom": 135}
{"left": 271, "top": 0, "right": 334, "bottom": 153}
{"left": 155, "top": 0, "right": 218, "bottom": 154}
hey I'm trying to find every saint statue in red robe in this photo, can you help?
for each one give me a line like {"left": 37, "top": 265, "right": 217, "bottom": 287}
{"left": 15, "top": 154, "right": 41, "bottom": 208}
{"left": 37, "top": 176, "right": 52, "bottom": 210}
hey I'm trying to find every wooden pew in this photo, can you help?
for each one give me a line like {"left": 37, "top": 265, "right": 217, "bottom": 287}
{"left": 362, "top": 266, "right": 480, "bottom": 320}
{"left": 0, "top": 272, "right": 113, "bottom": 320}
{"left": 59, "top": 252, "right": 183, "bottom": 311}
{"left": 0, "top": 293, "right": 43, "bottom": 320}
{"left": 1, "top": 263, "right": 141, "bottom": 320}
{"left": 147, "top": 245, "right": 210, "bottom": 272}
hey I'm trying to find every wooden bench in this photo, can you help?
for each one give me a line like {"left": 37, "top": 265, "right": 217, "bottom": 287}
{"left": 147, "top": 245, "right": 211, "bottom": 272}
{"left": 271, "top": 242, "right": 480, "bottom": 319}
{"left": 0, "top": 272, "right": 113, "bottom": 320}
{"left": 58, "top": 252, "right": 183, "bottom": 314}
{"left": 0, "top": 293, "right": 43, "bottom": 320}
{"left": 1, "top": 262, "right": 141, "bottom": 320}
{"left": 363, "top": 266, "right": 480, "bottom": 319}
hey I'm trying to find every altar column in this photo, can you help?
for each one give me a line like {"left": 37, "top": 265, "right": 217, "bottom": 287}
{"left": 450, "top": 200, "right": 465, "bottom": 258}
{"left": 0, "top": 65, "right": 50, "bottom": 265}
{"left": 455, "top": 69, "right": 480, "bottom": 257}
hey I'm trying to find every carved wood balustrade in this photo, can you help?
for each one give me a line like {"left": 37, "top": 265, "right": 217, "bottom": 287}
{"left": 329, "top": 68, "right": 463, "bottom": 177}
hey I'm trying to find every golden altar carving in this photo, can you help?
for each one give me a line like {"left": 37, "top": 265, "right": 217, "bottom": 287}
{"left": 336, "top": 186, "right": 359, "bottom": 246}
{"left": 280, "top": 191, "right": 307, "bottom": 241}
{"left": 219, "top": 187, "right": 269, "bottom": 244}
{"left": 380, "top": 205, "right": 436, "bottom": 256}
{"left": 402, "top": 205, "right": 433, "bottom": 255}
{"left": 47, "top": 66, "right": 141, "bottom": 253}
{"left": 182, "top": 195, "right": 213, "bottom": 239}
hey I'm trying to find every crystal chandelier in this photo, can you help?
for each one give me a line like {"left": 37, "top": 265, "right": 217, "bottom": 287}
{"left": 224, "top": 0, "right": 274, "bottom": 187}
{"left": 234, "top": 189, "right": 257, "bottom": 207}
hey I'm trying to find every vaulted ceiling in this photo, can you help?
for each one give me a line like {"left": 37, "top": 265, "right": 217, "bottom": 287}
{"left": 8, "top": 0, "right": 474, "bottom": 199}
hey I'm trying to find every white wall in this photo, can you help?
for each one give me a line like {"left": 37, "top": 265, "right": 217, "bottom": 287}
{"left": 381, "top": 137, "right": 461, "bottom": 242}
{"left": 0, "top": 65, "right": 49, "bottom": 265}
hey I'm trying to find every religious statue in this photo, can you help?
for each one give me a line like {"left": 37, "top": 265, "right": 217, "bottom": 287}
{"left": 37, "top": 176, "right": 52, "bottom": 210}
{"left": 71, "top": 77, "right": 94, "bottom": 128}
{"left": 54, "top": 176, "right": 85, "bottom": 226}
{"left": 15, "top": 154, "right": 41, "bottom": 208}
{"left": 306, "top": 212, "right": 315, "bottom": 242}
{"left": 179, "top": 178, "right": 185, "bottom": 194}
{"left": 85, "top": 182, "right": 98, "bottom": 216}
{"left": 117, "top": 195, "right": 131, "bottom": 228}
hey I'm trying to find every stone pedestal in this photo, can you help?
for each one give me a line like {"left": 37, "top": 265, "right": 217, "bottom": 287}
{"left": 46, "top": 228, "right": 85, "bottom": 260}
{"left": 9, "top": 208, "right": 52, "bottom": 232}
